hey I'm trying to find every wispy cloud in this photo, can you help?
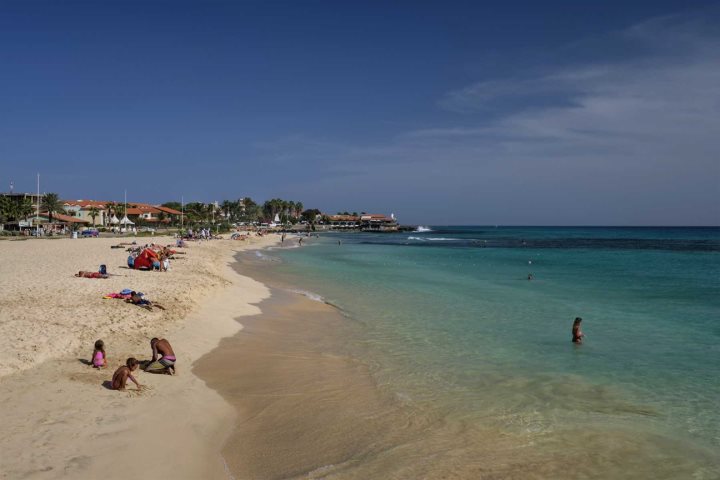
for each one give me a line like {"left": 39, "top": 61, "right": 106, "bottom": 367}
{"left": 256, "top": 11, "right": 720, "bottom": 224}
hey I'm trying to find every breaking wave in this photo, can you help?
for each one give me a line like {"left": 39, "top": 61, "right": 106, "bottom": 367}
{"left": 407, "top": 236, "right": 462, "bottom": 242}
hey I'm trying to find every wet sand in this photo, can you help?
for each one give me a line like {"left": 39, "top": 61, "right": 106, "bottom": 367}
{"left": 194, "top": 285, "right": 401, "bottom": 478}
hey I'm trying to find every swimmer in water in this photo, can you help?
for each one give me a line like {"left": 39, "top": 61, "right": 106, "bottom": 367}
{"left": 572, "top": 317, "right": 585, "bottom": 344}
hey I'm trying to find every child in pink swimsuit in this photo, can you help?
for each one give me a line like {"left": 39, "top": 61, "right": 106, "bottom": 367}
{"left": 91, "top": 339, "right": 107, "bottom": 368}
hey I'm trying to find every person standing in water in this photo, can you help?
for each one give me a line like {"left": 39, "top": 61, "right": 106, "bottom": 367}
{"left": 572, "top": 317, "right": 585, "bottom": 344}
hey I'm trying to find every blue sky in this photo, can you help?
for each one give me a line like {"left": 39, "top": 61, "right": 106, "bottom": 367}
{"left": 1, "top": 1, "right": 718, "bottom": 225}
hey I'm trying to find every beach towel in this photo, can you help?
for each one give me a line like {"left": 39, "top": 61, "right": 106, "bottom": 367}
{"left": 103, "top": 290, "right": 143, "bottom": 299}
{"left": 77, "top": 271, "right": 107, "bottom": 279}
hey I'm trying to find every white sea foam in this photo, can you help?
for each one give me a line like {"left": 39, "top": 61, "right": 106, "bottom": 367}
{"left": 415, "top": 226, "right": 433, "bottom": 232}
{"left": 222, "top": 455, "right": 237, "bottom": 480}
{"left": 254, "top": 251, "right": 281, "bottom": 261}
{"left": 407, "top": 236, "right": 461, "bottom": 241}
{"left": 290, "top": 289, "right": 326, "bottom": 303}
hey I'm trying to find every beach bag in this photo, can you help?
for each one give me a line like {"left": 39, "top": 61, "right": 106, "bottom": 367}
{"left": 127, "top": 256, "right": 135, "bottom": 268}
{"left": 99, "top": 264, "right": 107, "bottom": 275}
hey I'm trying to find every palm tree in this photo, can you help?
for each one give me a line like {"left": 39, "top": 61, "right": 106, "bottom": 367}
{"left": 221, "top": 200, "right": 232, "bottom": 222}
{"left": 295, "top": 201, "right": 303, "bottom": 219}
{"left": 0, "top": 196, "right": 13, "bottom": 223}
{"left": 17, "top": 198, "right": 34, "bottom": 222}
{"left": 41, "top": 193, "right": 62, "bottom": 224}
{"left": 186, "top": 202, "right": 205, "bottom": 225}
{"left": 88, "top": 206, "right": 100, "bottom": 226}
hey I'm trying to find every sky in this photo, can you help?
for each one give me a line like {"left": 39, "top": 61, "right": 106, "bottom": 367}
{"left": 0, "top": 0, "right": 718, "bottom": 225}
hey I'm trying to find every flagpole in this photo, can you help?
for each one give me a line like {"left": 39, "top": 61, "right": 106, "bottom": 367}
{"left": 181, "top": 195, "right": 184, "bottom": 230}
{"left": 35, "top": 173, "right": 40, "bottom": 236}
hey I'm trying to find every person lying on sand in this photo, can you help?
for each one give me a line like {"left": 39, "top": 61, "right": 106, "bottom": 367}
{"left": 111, "top": 358, "right": 142, "bottom": 390}
{"left": 75, "top": 271, "right": 108, "bottom": 279}
{"left": 126, "top": 291, "right": 166, "bottom": 311}
{"left": 144, "top": 337, "right": 176, "bottom": 375}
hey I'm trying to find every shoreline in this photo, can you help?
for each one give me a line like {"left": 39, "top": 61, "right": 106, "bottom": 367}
{"left": 194, "top": 252, "right": 402, "bottom": 479}
{"left": 0, "top": 235, "right": 279, "bottom": 479}
{"left": 197, "top": 241, "right": 720, "bottom": 479}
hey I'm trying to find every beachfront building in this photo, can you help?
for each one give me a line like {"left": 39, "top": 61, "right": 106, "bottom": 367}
{"left": 360, "top": 214, "right": 399, "bottom": 232}
{"left": 0, "top": 192, "right": 44, "bottom": 207}
{"left": 0, "top": 192, "right": 44, "bottom": 231}
{"left": 326, "top": 214, "right": 360, "bottom": 229}
{"left": 60, "top": 200, "right": 182, "bottom": 227}
{"left": 33, "top": 212, "right": 90, "bottom": 233}
{"left": 62, "top": 200, "right": 108, "bottom": 226}
{"left": 125, "top": 203, "right": 182, "bottom": 226}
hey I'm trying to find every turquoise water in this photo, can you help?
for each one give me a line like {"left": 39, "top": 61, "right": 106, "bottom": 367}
{"left": 266, "top": 227, "right": 720, "bottom": 477}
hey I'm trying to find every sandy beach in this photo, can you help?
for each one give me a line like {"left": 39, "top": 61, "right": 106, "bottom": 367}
{"left": 0, "top": 234, "right": 278, "bottom": 479}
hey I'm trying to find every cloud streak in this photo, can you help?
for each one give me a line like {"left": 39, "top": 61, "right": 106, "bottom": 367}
{"left": 255, "top": 12, "right": 720, "bottom": 225}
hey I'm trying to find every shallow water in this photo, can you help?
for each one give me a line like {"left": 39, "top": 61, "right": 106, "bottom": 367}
{"left": 211, "top": 227, "right": 720, "bottom": 478}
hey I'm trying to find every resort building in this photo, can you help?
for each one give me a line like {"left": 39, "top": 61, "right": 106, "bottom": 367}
{"left": 62, "top": 200, "right": 109, "bottom": 226}
{"left": 0, "top": 191, "right": 44, "bottom": 207}
{"left": 360, "top": 214, "right": 399, "bottom": 232}
{"left": 326, "top": 214, "right": 360, "bottom": 229}
{"left": 34, "top": 212, "right": 90, "bottom": 232}
{"left": 61, "top": 200, "right": 182, "bottom": 226}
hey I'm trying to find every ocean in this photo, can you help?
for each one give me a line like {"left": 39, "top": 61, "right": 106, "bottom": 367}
{"left": 248, "top": 226, "right": 720, "bottom": 478}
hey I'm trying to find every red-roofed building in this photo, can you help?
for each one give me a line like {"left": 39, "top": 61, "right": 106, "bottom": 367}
{"left": 360, "top": 214, "right": 398, "bottom": 232}
{"left": 125, "top": 203, "right": 181, "bottom": 224}
{"left": 61, "top": 199, "right": 183, "bottom": 226}
{"left": 62, "top": 199, "right": 110, "bottom": 226}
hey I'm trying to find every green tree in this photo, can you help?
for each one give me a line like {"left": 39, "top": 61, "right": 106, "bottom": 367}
{"left": 185, "top": 202, "right": 206, "bottom": 225}
{"left": 240, "top": 197, "right": 260, "bottom": 223}
{"left": 88, "top": 206, "right": 100, "bottom": 226}
{"left": 114, "top": 204, "right": 126, "bottom": 219}
{"left": 220, "top": 200, "right": 232, "bottom": 222}
{"left": 161, "top": 201, "right": 182, "bottom": 211}
{"left": 41, "top": 193, "right": 62, "bottom": 224}
{"left": 301, "top": 209, "right": 322, "bottom": 223}
{"left": 0, "top": 196, "right": 13, "bottom": 223}
{"left": 18, "top": 198, "right": 34, "bottom": 221}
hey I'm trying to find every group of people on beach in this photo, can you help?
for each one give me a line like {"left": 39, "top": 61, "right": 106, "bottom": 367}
{"left": 126, "top": 243, "right": 182, "bottom": 272}
{"left": 184, "top": 228, "right": 216, "bottom": 241}
{"left": 91, "top": 337, "right": 177, "bottom": 390}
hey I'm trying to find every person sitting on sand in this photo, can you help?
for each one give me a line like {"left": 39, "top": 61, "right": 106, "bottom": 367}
{"left": 91, "top": 339, "right": 107, "bottom": 368}
{"left": 111, "top": 358, "right": 142, "bottom": 390}
{"left": 126, "top": 291, "right": 166, "bottom": 311}
{"left": 75, "top": 271, "right": 108, "bottom": 279}
{"left": 144, "top": 337, "right": 176, "bottom": 375}
{"left": 572, "top": 317, "right": 585, "bottom": 344}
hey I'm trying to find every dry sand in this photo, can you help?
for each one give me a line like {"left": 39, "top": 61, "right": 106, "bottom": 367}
{"left": 0, "top": 234, "right": 278, "bottom": 479}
